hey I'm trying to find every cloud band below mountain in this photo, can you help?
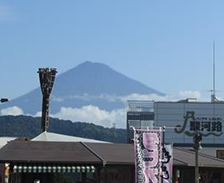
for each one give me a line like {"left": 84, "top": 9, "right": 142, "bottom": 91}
{"left": 52, "top": 90, "right": 203, "bottom": 103}
{"left": 0, "top": 91, "right": 207, "bottom": 129}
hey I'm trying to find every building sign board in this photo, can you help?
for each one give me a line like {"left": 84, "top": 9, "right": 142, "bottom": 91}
{"left": 154, "top": 102, "right": 224, "bottom": 144}
{"left": 175, "top": 111, "right": 223, "bottom": 137}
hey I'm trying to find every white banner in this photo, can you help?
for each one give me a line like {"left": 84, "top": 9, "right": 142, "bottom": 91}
{"left": 163, "top": 144, "right": 173, "bottom": 183}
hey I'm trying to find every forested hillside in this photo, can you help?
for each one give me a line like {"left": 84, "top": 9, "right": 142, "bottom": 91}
{"left": 0, "top": 115, "right": 126, "bottom": 143}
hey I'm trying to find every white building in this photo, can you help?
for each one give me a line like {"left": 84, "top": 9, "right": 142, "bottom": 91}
{"left": 127, "top": 99, "right": 224, "bottom": 145}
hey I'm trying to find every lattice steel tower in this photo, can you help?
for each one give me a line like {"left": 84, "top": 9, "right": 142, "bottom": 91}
{"left": 38, "top": 68, "right": 57, "bottom": 132}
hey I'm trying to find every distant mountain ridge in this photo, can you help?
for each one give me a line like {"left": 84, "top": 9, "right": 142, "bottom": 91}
{"left": 0, "top": 61, "right": 164, "bottom": 115}
{"left": 0, "top": 115, "right": 126, "bottom": 143}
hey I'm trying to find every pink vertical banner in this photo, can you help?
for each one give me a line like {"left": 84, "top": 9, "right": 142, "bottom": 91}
{"left": 134, "top": 128, "right": 163, "bottom": 183}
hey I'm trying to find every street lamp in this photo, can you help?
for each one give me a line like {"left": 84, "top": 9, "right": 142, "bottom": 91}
{"left": 0, "top": 98, "right": 8, "bottom": 103}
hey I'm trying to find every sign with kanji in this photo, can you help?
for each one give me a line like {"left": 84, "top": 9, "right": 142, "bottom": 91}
{"left": 175, "top": 111, "right": 223, "bottom": 137}
{"left": 163, "top": 144, "right": 173, "bottom": 183}
{"left": 134, "top": 128, "right": 162, "bottom": 183}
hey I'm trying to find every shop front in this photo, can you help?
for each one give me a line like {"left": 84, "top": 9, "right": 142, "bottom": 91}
{"left": 0, "top": 140, "right": 135, "bottom": 183}
{"left": 0, "top": 140, "right": 224, "bottom": 183}
{"left": 10, "top": 163, "right": 96, "bottom": 183}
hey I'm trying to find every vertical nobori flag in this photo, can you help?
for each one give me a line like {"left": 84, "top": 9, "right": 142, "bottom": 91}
{"left": 134, "top": 128, "right": 163, "bottom": 183}
{"left": 163, "top": 144, "right": 173, "bottom": 183}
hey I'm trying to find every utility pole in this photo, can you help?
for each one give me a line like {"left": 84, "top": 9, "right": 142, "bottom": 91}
{"left": 193, "top": 131, "right": 202, "bottom": 183}
{"left": 211, "top": 41, "right": 217, "bottom": 102}
{"left": 161, "top": 126, "right": 165, "bottom": 183}
{"left": 38, "top": 68, "right": 57, "bottom": 132}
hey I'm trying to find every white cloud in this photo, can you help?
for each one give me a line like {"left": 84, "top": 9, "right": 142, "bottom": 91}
{"left": 1, "top": 106, "right": 24, "bottom": 116}
{"left": 0, "top": 5, "right": 16, "bottom": 21}
{"left": 0, "top": 91, "right": 207, "bottom": 129}
{"left": 178, "top": 90, "right": 201, "bottom": 99}
{"left": 52, "top": 97, "right": 64, "bottom": 102}
{"left": 52, "top": 94, "right": 120, "bottom": 103}
{"left": 120, "top": 91, "right": 206, "bottom": 103}
{"left": 52, "top": 105, "right": 126, "bottom": 129}
{"left": 50, "top": 91, "right": 206, "bottom": 129}
{"left": 34, "top": 111, "right": 42, "bottom": 117}
{"left": 119, "top": 93, "right": 175, "bottom": 102}
{"left": 52, "top": 91, "right": 206, "bottom": 105}
{"left": 120, "top": 93, "right": 178, "bottom": 103}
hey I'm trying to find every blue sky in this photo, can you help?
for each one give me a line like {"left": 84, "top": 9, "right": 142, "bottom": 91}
{"left": 1, "top": 0, "right": 224, "bottom": 101}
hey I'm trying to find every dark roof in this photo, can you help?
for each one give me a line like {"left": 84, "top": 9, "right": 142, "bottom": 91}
{"left": 0, "top": 141, "right": 101, "bottom": 164}
{"left": 174, "top": 147, "right": 224, "bottom": 168}
{"left": 85, "top": 142, "right": 134, "bottom": 165}
{"left": 86, "top": 143, "right": 224, "bottom": 168}
{"left": 0, "top": 141, "right": 224, "bottom": 168}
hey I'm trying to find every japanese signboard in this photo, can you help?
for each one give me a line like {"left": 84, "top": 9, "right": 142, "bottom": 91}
{"left": 154, "top": 102, "right": 224, "bottom": 144}
{"left": 134, "top": 128, "right": 162, "bottom": 183}
{"left": 175, "top": 111, "right": 223, "bottom": 137}
{"left": 190, "top": 116, "right": 222, "bottom": 133}
{"left": 163, "top": 144, "right": 173, "bottom": 183}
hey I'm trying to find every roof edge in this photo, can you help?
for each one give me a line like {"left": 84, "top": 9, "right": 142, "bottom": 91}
{"left": 80, "top": 142, "right": 106, "bottom": 167}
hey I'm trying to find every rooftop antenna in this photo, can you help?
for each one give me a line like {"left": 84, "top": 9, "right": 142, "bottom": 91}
{"left": 211, "top": 41, "right": 217, "bottom": 102}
